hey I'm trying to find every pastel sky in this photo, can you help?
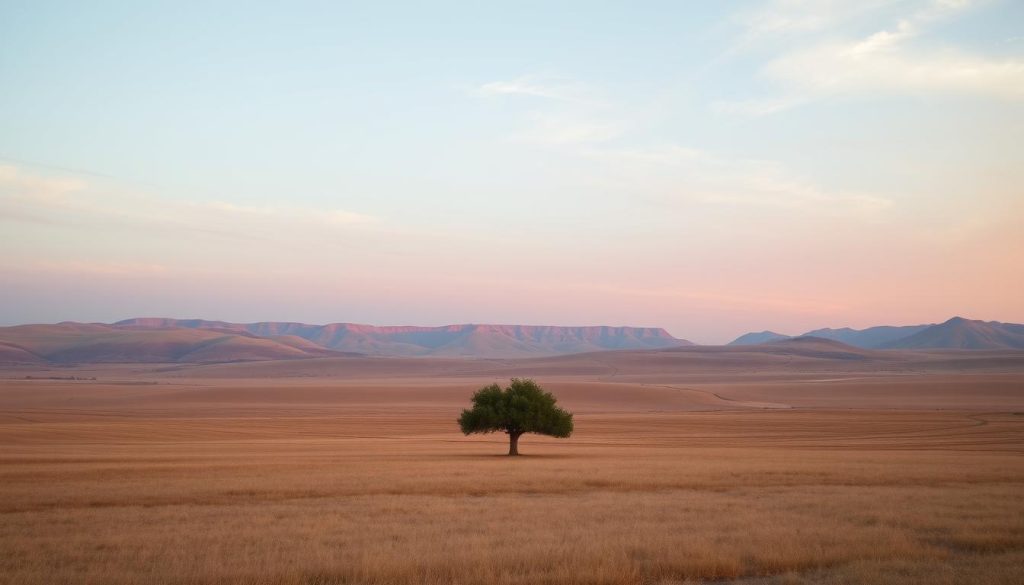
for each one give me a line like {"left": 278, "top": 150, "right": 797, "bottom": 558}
{"left": 1, "top": 0, "right": 1022, "bottom": 343}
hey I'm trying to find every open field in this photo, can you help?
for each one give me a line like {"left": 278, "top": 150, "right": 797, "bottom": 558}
{"left": 2, "top": 350, "right": 1023, "bottom": 584}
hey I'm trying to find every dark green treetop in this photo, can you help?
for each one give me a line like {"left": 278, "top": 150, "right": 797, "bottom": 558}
{"left": 458, "top": 378, "right": 573, "bottom": 455}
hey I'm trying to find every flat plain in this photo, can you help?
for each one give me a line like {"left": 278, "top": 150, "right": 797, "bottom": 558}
{"left": 2, "top": 346, "right": 1023, "bottom": 584}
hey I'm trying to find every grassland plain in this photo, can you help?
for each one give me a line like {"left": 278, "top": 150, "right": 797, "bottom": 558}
{"left": 1, "top": 357, "right": 1023, "bottom": 584}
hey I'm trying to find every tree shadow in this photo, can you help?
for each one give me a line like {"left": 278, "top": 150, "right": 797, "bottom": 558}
{"left": 446, "top": 452, "right": 578, "bottom": 460}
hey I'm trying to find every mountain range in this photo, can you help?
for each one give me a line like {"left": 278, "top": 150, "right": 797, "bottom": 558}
{"left": 0, "top": 322, "right": 349, "bottom": 365}
{"left": 729, "top": 317, "right": 1024, "bottom": 350}
{"left": 1, "top": 316, "right": 1021, "bottom": 365}
{"left": 0, "top": 320, "right": 691, "bottom": 364}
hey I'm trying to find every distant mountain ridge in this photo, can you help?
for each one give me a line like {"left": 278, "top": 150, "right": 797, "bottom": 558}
{"left": 3, "top": 316, "right": 1021, "bottom": 365}
{"left": 113, "top": 318, "right": 693, "bottom": 358}
{"left": 803, "top": 325, "right": 931, "bottom": 348}
{"left": 0, "top": 323, "right": 350, "bottom": 365}
{"left": 729, "top": 317, "right": 1024, "bottom": 350}
{"left": 729, "top": 331, "right": 790, "bottom": 346}
{"left": 882, "top": 317, "right": 1024, "bottom": 350}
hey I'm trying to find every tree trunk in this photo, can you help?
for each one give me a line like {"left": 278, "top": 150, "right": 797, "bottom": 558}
{"left": 508, "top": 431, "right": 523, "bottom": 456}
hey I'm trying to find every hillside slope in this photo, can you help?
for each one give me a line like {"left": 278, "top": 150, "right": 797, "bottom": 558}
{"left": 729, "top": 318, "right": 1024, "bottom": 349}
{"left": 803, "top": 325, "right": 931, "bottom": 348}
{"left": 0, "top": 323, "right": 350, "bottom": 364}
{"left": 883, "top": 317, "right": 1024, "bottom": 350}
{"left": 728, "top": 331, "right": 790, "bottom": 345}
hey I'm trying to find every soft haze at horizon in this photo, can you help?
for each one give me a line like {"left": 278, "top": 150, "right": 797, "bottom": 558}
{"left": 2, "top": 1, "right": 1022, "bottom": 344}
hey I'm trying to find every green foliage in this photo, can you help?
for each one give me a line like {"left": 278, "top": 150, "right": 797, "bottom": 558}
{"left": 458, "top": 378, "right": 574, "bottom": 438}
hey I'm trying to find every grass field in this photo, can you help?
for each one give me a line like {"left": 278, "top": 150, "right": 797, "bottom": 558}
{"left": 1, "top": 359, "right": 1023, "bottom": 584}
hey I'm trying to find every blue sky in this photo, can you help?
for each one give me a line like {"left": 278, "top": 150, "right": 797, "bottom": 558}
{"left": 1, "top": 0, "right": 1022, "bottom": 342}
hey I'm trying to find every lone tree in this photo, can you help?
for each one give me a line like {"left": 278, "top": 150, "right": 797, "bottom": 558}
{"left": 458, "top": 378, "right": 573, "bottom": 456}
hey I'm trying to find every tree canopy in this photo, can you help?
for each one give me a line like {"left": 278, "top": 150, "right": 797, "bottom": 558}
{"left": 458, "top": 378, "right": 573, "bottom": 455}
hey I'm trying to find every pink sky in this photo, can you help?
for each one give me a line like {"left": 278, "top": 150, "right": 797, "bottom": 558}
{"left": 2, "top": 160, "right": 1021, "bottom": 343}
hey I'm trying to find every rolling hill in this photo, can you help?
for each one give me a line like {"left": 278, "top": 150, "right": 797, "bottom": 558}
{"left": 761, "top": 336, "right": 881, "bottom": 360}
{"left": 729, "top": 317, "right": 1024, "bottom": 350}
{"left": 728, "top": 331, "right": 790, "bottom": 345}
{"left": 882, "top": 317, "right": 1024, "bottom": 349}
{"left": 802, "top": 324, "right": 931, "bottom": 348}
{"left": 0, "top": 323, "right": 349, "bottom": 364}
{"left": 0, "top": 342, "right": 46, "bottom": 365}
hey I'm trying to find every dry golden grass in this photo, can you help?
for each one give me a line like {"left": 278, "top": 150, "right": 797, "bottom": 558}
{"left": 1, "top": 366, "right": 1023, "bottom": 584}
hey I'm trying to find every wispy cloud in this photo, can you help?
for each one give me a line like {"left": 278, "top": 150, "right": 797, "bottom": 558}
{"left": 719, "top": 0, "right": 1023, "bottom": 115}
{"left": 475, "top": 75, "right": 621, "bottom": 145}
{"left": 581, "top": 144, "right": 893, "bottom": 215}
{"left": 765, "top": 43, "right": 1024, "bottom": 100}
{"left": 0, "top": 164, "right": 379, "bottom": 239}
{"left": 701, "top": 159, "right": 893, "bottom": 213}
{"left": 0, "top": 164, "right": 85, "bottom": 201}
{"left": 734, "top": 0, "right": 894, "bottom": 43}
{"left": 473, "top": 72, "right": 893, "bottom": 216}
{"left": 710, "top": 96, "right": 808, "bottom": 116}
{"left": 475, "top": 76, "right": 593, "bottom": 103}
